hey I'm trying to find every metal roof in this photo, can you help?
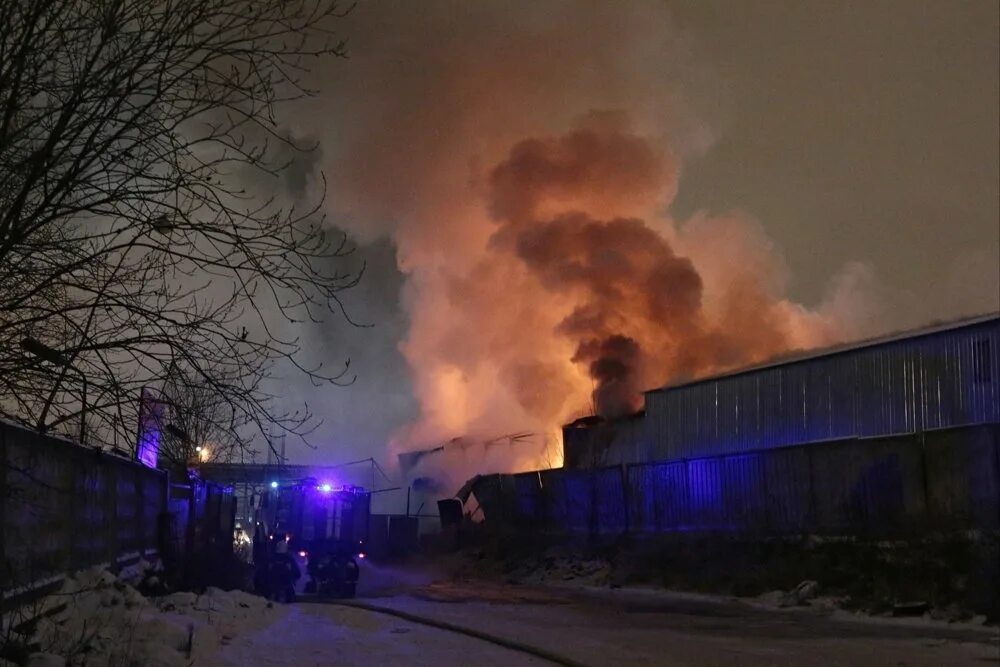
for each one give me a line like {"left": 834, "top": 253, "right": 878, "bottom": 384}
{"left": 646, "top": 312, "right": 1000, "bottom": 395}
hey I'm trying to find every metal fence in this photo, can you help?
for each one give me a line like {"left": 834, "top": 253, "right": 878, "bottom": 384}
{"left": 473, "top": 423, "right": 1000, "bottom": 538}
{"left": 0, "top": 420, "right": 235, "bottom": 603}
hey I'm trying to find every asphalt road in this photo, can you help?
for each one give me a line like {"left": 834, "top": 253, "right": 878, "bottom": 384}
{"left": 208, "top": 559, "right": 1000, "bottom": 666}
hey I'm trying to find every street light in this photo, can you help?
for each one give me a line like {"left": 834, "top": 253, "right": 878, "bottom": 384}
{"left": 164, "top": 422, "right": 206, "bottom": 463}
{"left": 20, "top": 336, "right": 87, "bottom": 444}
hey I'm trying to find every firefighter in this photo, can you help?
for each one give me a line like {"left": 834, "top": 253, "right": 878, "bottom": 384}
{"left": 267, "top": 536, "right": 300, "bottom": 603}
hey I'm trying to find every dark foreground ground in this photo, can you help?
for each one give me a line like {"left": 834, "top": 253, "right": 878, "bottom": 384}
{"left": 201, "top": 559, "right": 999, "bottom": 666}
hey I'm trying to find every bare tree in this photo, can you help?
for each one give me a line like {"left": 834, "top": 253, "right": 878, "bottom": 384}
{"left": 153, "top": 361, "right": 247, "bottom": 474}
{"left": 0, "top": 0, "right": 359, "bottom": 458}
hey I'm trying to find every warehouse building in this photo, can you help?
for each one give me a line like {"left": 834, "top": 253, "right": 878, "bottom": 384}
{"left": 564, "top": 313, "right": 999, "bottom": 467}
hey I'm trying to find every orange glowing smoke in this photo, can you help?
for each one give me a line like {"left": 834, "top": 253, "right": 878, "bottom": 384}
{"left": 389, "top": 113, "right": 863, "bottom": 471}
{"left": 320, "top": 3, "right": 878, "bottom": 473}
{"left": 479, "top": 112, "right": 856, "bottom": 422}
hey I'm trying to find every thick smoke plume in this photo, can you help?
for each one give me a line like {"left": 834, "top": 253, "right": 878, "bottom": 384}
{"left": 304, "top": 2, "right": 877, "bottom": 474}
{"left": 481, "top": 112, "right": 854, "bottom": 420}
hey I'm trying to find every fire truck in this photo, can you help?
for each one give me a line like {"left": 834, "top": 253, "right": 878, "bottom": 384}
{"left": 254, "top": 479, "right": 370, "bottom": 598}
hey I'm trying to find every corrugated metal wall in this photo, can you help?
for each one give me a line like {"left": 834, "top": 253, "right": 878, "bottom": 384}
{"left": 644, "top": 318, "right": 999, "bottom": 460}
{"left": 2, "top": 423, "right": 169, "bottom": 586}
{"left": 474, "top": 424, "right": 1000, "bottom": 539}
{"left": 564, "top": 415, "right": 653, "bottom": 468}
{"left": 2, "top": 420, "right": 236, "bottom": 593}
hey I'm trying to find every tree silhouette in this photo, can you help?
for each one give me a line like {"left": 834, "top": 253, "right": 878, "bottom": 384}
{"left": 0, "top": 0, "right": 359, "bottom": 458}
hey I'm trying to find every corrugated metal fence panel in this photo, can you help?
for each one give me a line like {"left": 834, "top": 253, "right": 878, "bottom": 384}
{"left": 2, "top": 421, "right": 167, "bottom": 590}
{"left": 593, "top": 467, "right": 626, "bottom": 534}
{"left": 760, "top": 446, "right": 812, "bottom": 532}
{"left": 141, "top": 462, "right": 163, "bottom": 551}
{"left": 562, "top": 470, "right": 593, "bottom": 535}
{"left": 721, "top": 454, "right": 768, "bottom": 533}
{"left": 485, "top": 424, "right": 998, "bottom": 539}
{"left": 471, "top": 474, "right": 504, "bottom": 522}
{"left": 513, "top": 471, "right": 542, "bottom": 524}
{"left": 626, "top": 464, "right": 655, "bottom": 532}
{"left": 924, "top": 425, "right": 1000, "bottom": 529}
{"left": 5, "top": 427, "right": 73, "bottom": 578}
{"left": 167, "top": 489, "right": 190, "bottom": 555}
{"left": 115, "top": 465, "right": 139, "bottom": 552}
{"left": 73, "top": 454, "right": 106, "bottom": 566}
{"left": 539, "top": 469, "right": 569, "bottom": 534}
{"left": 685, "top": 458, "right": 724, "bottom": 530}
{"left": 562, "top": 427, "right": 590, "bottom": 469}
{"left": 651, "top": 460, "right": 688, "bottom": 530}
{"left": 809, "top": 436, "right": 925, "bottom": 534}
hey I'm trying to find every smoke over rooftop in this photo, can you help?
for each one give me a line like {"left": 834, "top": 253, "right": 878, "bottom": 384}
{"left": 270, "top": 1, "right": 997, "bottom": 478}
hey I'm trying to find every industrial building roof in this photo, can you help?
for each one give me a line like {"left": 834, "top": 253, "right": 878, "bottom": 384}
{"left": 646, "top": 311, "right": 999, "bottom": 395}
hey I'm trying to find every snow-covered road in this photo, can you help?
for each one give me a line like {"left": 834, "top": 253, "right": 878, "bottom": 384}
{"left": 199, "top": 603, "right": 546, "bottom": 667}
{"left": 17, "top": 557, "right": 996, "bottom": 666}
{"left": 200, "top": 561, "right": 999, "bottom": 667}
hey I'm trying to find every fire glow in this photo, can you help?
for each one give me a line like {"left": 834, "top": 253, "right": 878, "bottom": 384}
{"left": 325, "top": 4, "right": 874, "bottom": 475}
{"left": 388, "top": 117, "right": 863, "bottom": 453}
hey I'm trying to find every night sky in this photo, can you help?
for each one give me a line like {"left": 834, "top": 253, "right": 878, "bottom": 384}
{"left": 276, "top": 1, "right": 999, "bottom": 465}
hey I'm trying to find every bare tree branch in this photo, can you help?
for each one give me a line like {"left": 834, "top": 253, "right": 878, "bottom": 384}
{"left": 0, "top": 0, "right": 359, "bottom": 460}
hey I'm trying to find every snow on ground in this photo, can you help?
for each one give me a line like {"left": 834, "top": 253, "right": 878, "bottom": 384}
{"left": 360, "top": 589, "right": 999, "bottom": 667}
{"left": 8, "top": 561, "right": 997, "bottom": 666}
{"left": 198, "top": 603, "right": 545, "bottom": 667}
{"left": 11, "top": 567, "right": 280, "bottom": 667}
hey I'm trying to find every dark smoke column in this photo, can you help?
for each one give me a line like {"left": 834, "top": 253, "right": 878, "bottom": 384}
{"left": 486, "top": 114, "right": 712, "bottom": 419}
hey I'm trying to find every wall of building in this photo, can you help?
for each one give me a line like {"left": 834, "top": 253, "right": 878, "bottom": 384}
{"left": 563, "top": 413, "right": 652, "bottom": 468}
{"left": 647, "top": 318, "right": 998, "bottom": 461}
{"left": 566, "top": 318, "right": 1000, "bottom": 466}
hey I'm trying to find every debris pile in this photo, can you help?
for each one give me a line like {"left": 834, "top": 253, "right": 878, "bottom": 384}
{"left": 756, "top": 580, "right": 824, "bottom": 608}
{"left": 502, "top": 551, "right": 612, "bottom": 587}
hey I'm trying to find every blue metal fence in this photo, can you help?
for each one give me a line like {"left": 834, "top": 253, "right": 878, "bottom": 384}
{"left": 473, "top": 424, "right": 1000, "bottom": 538}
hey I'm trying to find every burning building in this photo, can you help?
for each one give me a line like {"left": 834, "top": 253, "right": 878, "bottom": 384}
{"left": 564, "top": 313, "right": 999, "bottom": 467}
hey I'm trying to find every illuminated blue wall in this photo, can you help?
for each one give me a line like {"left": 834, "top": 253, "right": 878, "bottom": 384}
{"left": 644, "top": 317, "right": 999, "bottom": 460}
{"left": 476, "top": 424, "right": 1000, "bottom": 537}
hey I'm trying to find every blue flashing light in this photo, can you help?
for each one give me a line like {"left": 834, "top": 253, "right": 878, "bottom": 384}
{"left": 320, "top": 483, "right": 332, "bottom": 493}
{"left": 270, "top": 481, "right": 278, "bottom": 489}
